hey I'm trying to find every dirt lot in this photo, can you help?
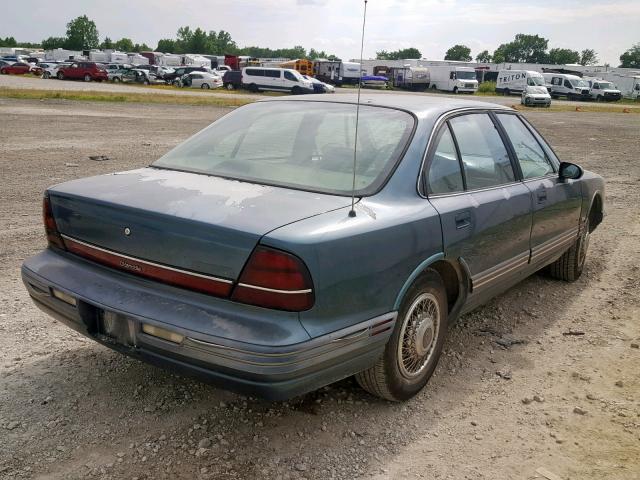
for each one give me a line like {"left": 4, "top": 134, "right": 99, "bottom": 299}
{"left": 0, "top": 98, "right": 638, "bottom": 480}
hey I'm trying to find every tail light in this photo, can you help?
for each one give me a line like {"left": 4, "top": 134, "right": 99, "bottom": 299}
{"left": 43, "top": 193, "right": 66, "bottom": 250}
{"left": 231, "top": 246, "right": 314, "bottom": 311}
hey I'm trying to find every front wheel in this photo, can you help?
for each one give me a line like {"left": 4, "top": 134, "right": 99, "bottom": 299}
{"left": 57, "top": 72, "right": 64, "bottom": 80}
{"left": 355, "top": 270, "right": 447, "bottom": 401}
{"left": 452, "top": 87, "right": 458, "bottom": 94}
{"left": 248, "top": 83, "right": 259, "bottom": 93}
{"left": 225, "top": 83, "right": 235, "bottom": 90}
{"left": 547, "top": 219, "right": 590, "bottom": 281}
{"left": 43, "top": 71, "right": 51, "bottom": 79}
{"left": 84, "top": 74, "right": 92, "bottom": 82}
{"left": 201, "top": 83, "right": 210, "bottom": 89}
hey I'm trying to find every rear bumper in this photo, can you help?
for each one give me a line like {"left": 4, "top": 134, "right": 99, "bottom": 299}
{"left": 22, "top": 249, "right": 395, "bottom": 400}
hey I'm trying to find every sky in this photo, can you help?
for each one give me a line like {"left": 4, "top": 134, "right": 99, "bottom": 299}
{"left": 2, "top": 0, "right": 639, "bottom": 65}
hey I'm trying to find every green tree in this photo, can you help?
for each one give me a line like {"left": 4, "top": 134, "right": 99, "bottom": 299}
{"left": 133, "top": 43, "right": 150, "bottom": 52}
{"left": 156, "top": 39, "right": 176, "bottom": 53}
{"left": 493, "top": 34, "right": 549, "bottom": 63}
{"left": 619, "top": 44, "right": 640, "bottom": 68}
{"left": 100, "top": 37, "right": 113, "bottom": 49}
{"left": 113, "top": 38, "right": 134, "bottom": 51}
{"left": 0, "top": 36, "right": 17, "bottom": 47}
{"left": 444, "top": 44, "right": 472, "bottom": 61}
{"left": 475, "top": 50, "right": 492, "bottom": 62}
{"left": 64, "top": 15, "right": 99, "bottom": 50}
{"left": 548, "top": 48, "right": 580, "bottom": 65}
{"left": 41, "top": 36, "right": 67, "bottom": 50}
{"left": 375, "top": 47, "right": 421, "bottom": 60}
{"left": 579, "top": 49, "right": 598, "bottom": 66}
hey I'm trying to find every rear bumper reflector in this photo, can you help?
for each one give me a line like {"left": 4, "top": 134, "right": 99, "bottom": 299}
{"left": 61, "top": 235, "right": 233, "bottom": 297}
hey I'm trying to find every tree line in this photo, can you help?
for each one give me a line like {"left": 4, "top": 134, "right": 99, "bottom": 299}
{"left": 1, "top": 16, "right": 639, "bottom": 69}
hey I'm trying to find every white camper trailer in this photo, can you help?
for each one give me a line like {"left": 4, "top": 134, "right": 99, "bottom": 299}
{"left": 183, "top": 54, "right": 212, "bottom": 69}
{"left": 45, "top": 48, "right": 82, "bottom": 62}
{"left": 127, "top": 53, "right": 149, "bottom": 65}
{"left": 106, "top": 51, "right": 128, "bottom": 64}
{"left": 391, "top": 67, "right": 430, "bottom": 90}
{"left": 159, "top": 54, "right": 182, "bottom": 67}
{"left": 88, "top": 50, "right": 109, "bottom": 63}
{"left": 314, "top": 60, "right": 362, "bottom": 86}
{"left": 496, "top": 70, "right": 546, "bottom": 95}
{"left": 429, "top": 65, "right": 478, "bottom": 93}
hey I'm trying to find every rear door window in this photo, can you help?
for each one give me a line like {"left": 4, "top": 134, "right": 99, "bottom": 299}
{"left": 427, "top": 125, "right": 464, "bottom": 195}
{"left": 449, "top": 114, "right": 515, "bottom": 189}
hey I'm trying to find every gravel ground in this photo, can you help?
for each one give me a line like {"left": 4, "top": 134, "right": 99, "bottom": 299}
{"left": 0, "top": 98, "right": 638, "bottom": 480}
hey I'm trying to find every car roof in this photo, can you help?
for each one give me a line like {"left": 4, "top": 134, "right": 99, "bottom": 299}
{"left": 259, "top": 93, "right": 512, "bottom": 118}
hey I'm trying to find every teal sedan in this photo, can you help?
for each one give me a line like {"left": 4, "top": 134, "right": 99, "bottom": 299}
{"left": 22, "top": 95, "right": 604, "bottom": 401}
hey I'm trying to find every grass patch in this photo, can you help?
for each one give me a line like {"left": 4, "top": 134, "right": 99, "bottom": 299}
{"left": 509, "top": 103, "right": 640, "bottom": 114}
{"left": 477, "top": 81, "right": 496, "bottom": 94}
{"left": 0, "top": 87, "right": 255, "bottom": 107}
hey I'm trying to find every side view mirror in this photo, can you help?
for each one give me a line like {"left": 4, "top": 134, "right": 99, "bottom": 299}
{"left": 559, "top": 162, "right": 583, "bottom": 181}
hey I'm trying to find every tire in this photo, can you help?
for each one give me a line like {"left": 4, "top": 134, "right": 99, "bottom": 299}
{"left": 43, "top": 71, "right": 51, "bottom": 79}
{"left": 292, "top": 86, "right": 302, "bottom": 95}
{"left": 84, "top": 74, "right": 92, "bottom": 82}
{"left": 504, "top": 88, "right": 511, "bottom": 96}
{"left": 113, "top": 77, "right": 120, "bottom": 83}
{"left": 143, "top": 80, "right": 150, "bottom": 85}
{"left": 355, "top": 269, "right": 448, "bottom": 401}
{"left": 547, "top": 219, "right": 590, "bottom": 282}
{"left": 201, "top": 83, "right": 210, "bottom": 89}
{"left": 57, "top": 72, "right": 64, "bottom": 80}
{"left": 596, "top": 95, "right": 602, "bottom": 102}
{"left": 453, "top": 87, "right": 458, "bottom": 94}
{"left": 248, "top": 83, "right": 259, "bottom": 93}
{"left": 225, "top": 83, "right": 235, "bottom": 90}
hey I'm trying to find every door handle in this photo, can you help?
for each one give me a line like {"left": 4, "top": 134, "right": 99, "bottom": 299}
{"left": 537, "top": 189, "right": 547, "bottom": 203}
{"left": 455, "top": 211, "right": 471, "bottom": 229}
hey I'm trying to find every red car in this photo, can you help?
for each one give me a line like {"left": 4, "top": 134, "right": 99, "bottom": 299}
{"left": 0, "top": 62, "right": 31, "bottom": 75}
{"left": 57, "top": 62, "right": 108, "bottom": 82}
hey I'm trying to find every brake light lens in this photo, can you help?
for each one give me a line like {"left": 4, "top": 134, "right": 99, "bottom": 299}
{"left": 43, "top": 194, "right": 66, "bottom": 250}
{"left": 231, "top": 246, "right": 314, "bottom": 311}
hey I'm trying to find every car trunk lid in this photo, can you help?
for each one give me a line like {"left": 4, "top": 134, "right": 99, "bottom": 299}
{"left": 49, "top": 167, "right": 351, "bottom": 284}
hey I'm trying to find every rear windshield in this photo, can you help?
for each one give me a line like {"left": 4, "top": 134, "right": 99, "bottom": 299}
{"left": 153, "top": 101, "right": 415, "bottom": 196}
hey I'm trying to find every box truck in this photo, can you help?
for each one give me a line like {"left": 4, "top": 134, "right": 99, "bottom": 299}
{"left": 496, "top": 70, "right": 546, "bottom": 95}
{"left": 429, "top": 65, "right": 477, "bottom": 93}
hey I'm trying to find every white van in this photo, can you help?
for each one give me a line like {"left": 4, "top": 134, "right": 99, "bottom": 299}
{"left": 542, "top": 73, "right": 591, "bottom": 100}
{"left": 242, "top": 67, "right": 314, "bottom": 94}
{"left": 584, "top": 78, "right": 622, "bottom": 102}
{"left": 496, "top": 70, "right": 546, "bottom": 95}
{"left": 429, "top": 66, "right": 478, "bottom": 93}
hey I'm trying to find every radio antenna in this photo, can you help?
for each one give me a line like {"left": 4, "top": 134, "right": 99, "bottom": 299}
{"left": 349, "top": 0, "right": 368, "bottom": 218}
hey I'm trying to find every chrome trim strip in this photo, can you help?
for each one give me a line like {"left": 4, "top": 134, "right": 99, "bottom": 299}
{"left": 181, "top": 312, "right": 398, "bottom": 362}
{"left": 237, "top": 283, "right": 312, "bottom": 295}
{"left": 531, "top": 229, "right": 578, "bottom": 260}
{"left": 473, "top": 255, "right": 530, "bottom": 291}
{"left": 61, "top": 234, "right": 234, "bottom": 284}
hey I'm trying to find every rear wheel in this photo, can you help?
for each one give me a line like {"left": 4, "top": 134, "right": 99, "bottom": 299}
{"left": 547, "top": 219, "right": 590, "bottom": 282}
{"left": 248, "top": 83, "right": 258, "bottom": 93}
{"left": 355, "top": 270, "right": 447, "bottom": 401}
{"left": 201, "top": 83, "right": 210, "bottom": 89}
{"left": 113, "top": 77, "right": 121, "bottom": 83}
{"left": 57, "top": 71, "right": 64, "bottom": 80}
{"left": 43, "top": 71, "right": 51, "bottom": 79}
{"left": 596, "top": 95, "right": 602, "bottom": 102}
{"left": 84, "top": 74, "right": 92, "bottom": 82}
{"left": 225, "top": 83, "right": 235, "bottom": 90}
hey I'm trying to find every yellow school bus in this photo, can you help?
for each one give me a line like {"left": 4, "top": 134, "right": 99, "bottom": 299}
{"left": 279, "top": 59, "right": 314, "bottom": 76}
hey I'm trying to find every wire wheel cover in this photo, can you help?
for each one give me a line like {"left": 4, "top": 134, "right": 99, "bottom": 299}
{"left": 397, "top": 292, "right": 440, "bottom": 378}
